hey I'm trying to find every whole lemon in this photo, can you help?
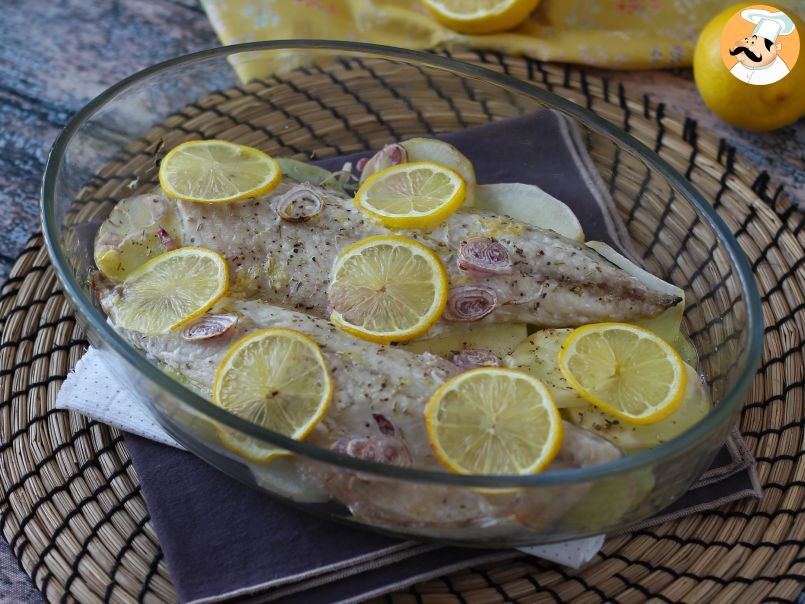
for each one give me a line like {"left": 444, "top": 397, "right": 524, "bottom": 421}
{"left": 693, "top": 3, "right": 805, "bottom": 131}
{"left": 423, "top": 0, "right": 542, "bottom": 34}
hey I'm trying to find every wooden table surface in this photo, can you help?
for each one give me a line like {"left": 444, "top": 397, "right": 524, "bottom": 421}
{"left": 0, "top": 0, "right": 802, "bottom": 601}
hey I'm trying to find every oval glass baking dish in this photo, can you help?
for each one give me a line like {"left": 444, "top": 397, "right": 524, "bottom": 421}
{"left": 41, "top": 41, "right": 762, "bottom": 547}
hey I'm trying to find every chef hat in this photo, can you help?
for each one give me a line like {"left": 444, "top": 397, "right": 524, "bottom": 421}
{"left": 741, "top": 9, "right": 796, "bottom": 43}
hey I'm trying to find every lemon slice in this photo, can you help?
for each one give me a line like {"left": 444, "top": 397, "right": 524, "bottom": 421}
{"left": 422, "top": 0, "right": 541, "bottom": 34}
{"left": 400, "top": 138, "right": 477, "bottom": 201}
{"left": 109, "top": 247, "right": 228, "bottom": 335}
{"left": 354, "top": 162, "right": 465, "bottom": 229}
{"left": 558, "top": 323, "right": 686, "bottom": 425}
{"left": 213, "top": 328, "right": 332, "bottom": 462}
{"left": 425, "top": 368, "right": 562, "bottom": 475}
{"left": 566, "top": 363, "right": 710, "bottom": 452}
{"left": 159, "top": 140, "right": 281, "bottom": 203}
{"left": 328, "top": 235, "right": 448, "bottom": 344}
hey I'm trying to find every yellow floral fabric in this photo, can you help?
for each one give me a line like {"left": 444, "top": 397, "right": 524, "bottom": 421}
{"left": 202, "top": 0, "right": 805, "bottom": 80}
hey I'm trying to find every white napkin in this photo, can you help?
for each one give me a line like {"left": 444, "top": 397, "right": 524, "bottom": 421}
{"left": 56, "top": 348, "right": 183, "bottom": 449}
{"left": 56, "top": 346, "right": 604, "bottom": 569}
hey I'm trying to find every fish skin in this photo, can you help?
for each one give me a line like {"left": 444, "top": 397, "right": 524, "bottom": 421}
{"left": 141, "top": 180, "right": 679, "bottom": 329}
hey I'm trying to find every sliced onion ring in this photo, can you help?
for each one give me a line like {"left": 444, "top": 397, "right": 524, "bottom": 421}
{"left": 332, "top": 435, "right": 413, "bottom": 467}
{"left": 274, "top": 184, "right": 324, "bottom": 223}
{"left": 444, "top": 285, "right": 497, "bottom": 322}
{"left": 181, "top": 313, "right": 238, "bottom": 341}
{"left": 452, "top": 349, "right": 501, "bottom": 370}
{"left": 372, "top": 413, "right": 395, "bottom": 436}
{"left": 358, "top": 144, "right": 408, "bottom": 184}
{"left": 457, "top": 237, "right": 512, "bottom": 275}
{"left": 156, "top": 226, "right": 179, "bottom": 251}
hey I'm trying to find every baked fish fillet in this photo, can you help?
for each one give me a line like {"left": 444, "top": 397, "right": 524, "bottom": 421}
{"left": 107, "top": 297, "right": 453, "bottom": 466}
{"left": 97, "top": 182, "right": 679, "bottom": 330}
{"left": 104, "top": 296, "right": 619, "bottom": 472}
{"left": 104, "top": 296, "right": 622, "bottom": 529}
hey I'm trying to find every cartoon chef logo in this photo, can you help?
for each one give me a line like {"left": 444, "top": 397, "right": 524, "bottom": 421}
{"left": 721, "top": 6, "right": 799, "bottom": 85}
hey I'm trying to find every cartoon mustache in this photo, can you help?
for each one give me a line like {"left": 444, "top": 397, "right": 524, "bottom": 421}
{"left": 730, "top": 46, "right": 763, "bottom": 62}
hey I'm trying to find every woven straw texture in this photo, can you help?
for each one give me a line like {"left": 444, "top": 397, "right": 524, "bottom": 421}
{"left": 0, "top": 51, "right": 802, "bottom": 603}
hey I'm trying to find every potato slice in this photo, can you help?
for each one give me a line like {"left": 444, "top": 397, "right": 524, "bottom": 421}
{"left": 560, "top": 467, "right": 656, "bottom": 530}
{"left": 400, "top": 323, "right": 527, "bottom": 358}
{"left": 472, "top": 183, "right": 584, "bottom": 241}
{"left": 674, "top": 332, "right": 699, "bottom": 367}
{"left": 504, "top": 328, "right": 587, "bottom": 408}
{"left": 94, "top": 192, "right": 182, "bottom": 281}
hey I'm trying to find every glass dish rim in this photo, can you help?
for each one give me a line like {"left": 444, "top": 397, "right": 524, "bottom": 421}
{"left": 41, "top": 40, "right": 763, "bottom": 489}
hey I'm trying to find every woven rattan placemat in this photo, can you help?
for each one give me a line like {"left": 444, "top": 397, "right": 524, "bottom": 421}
{"left": 1, "top": 52, "right": 802, "bottom": 603}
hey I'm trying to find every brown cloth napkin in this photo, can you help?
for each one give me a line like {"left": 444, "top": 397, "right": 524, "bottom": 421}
{"left": 122, "top": 109, "right": 761, "bottom": 603}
